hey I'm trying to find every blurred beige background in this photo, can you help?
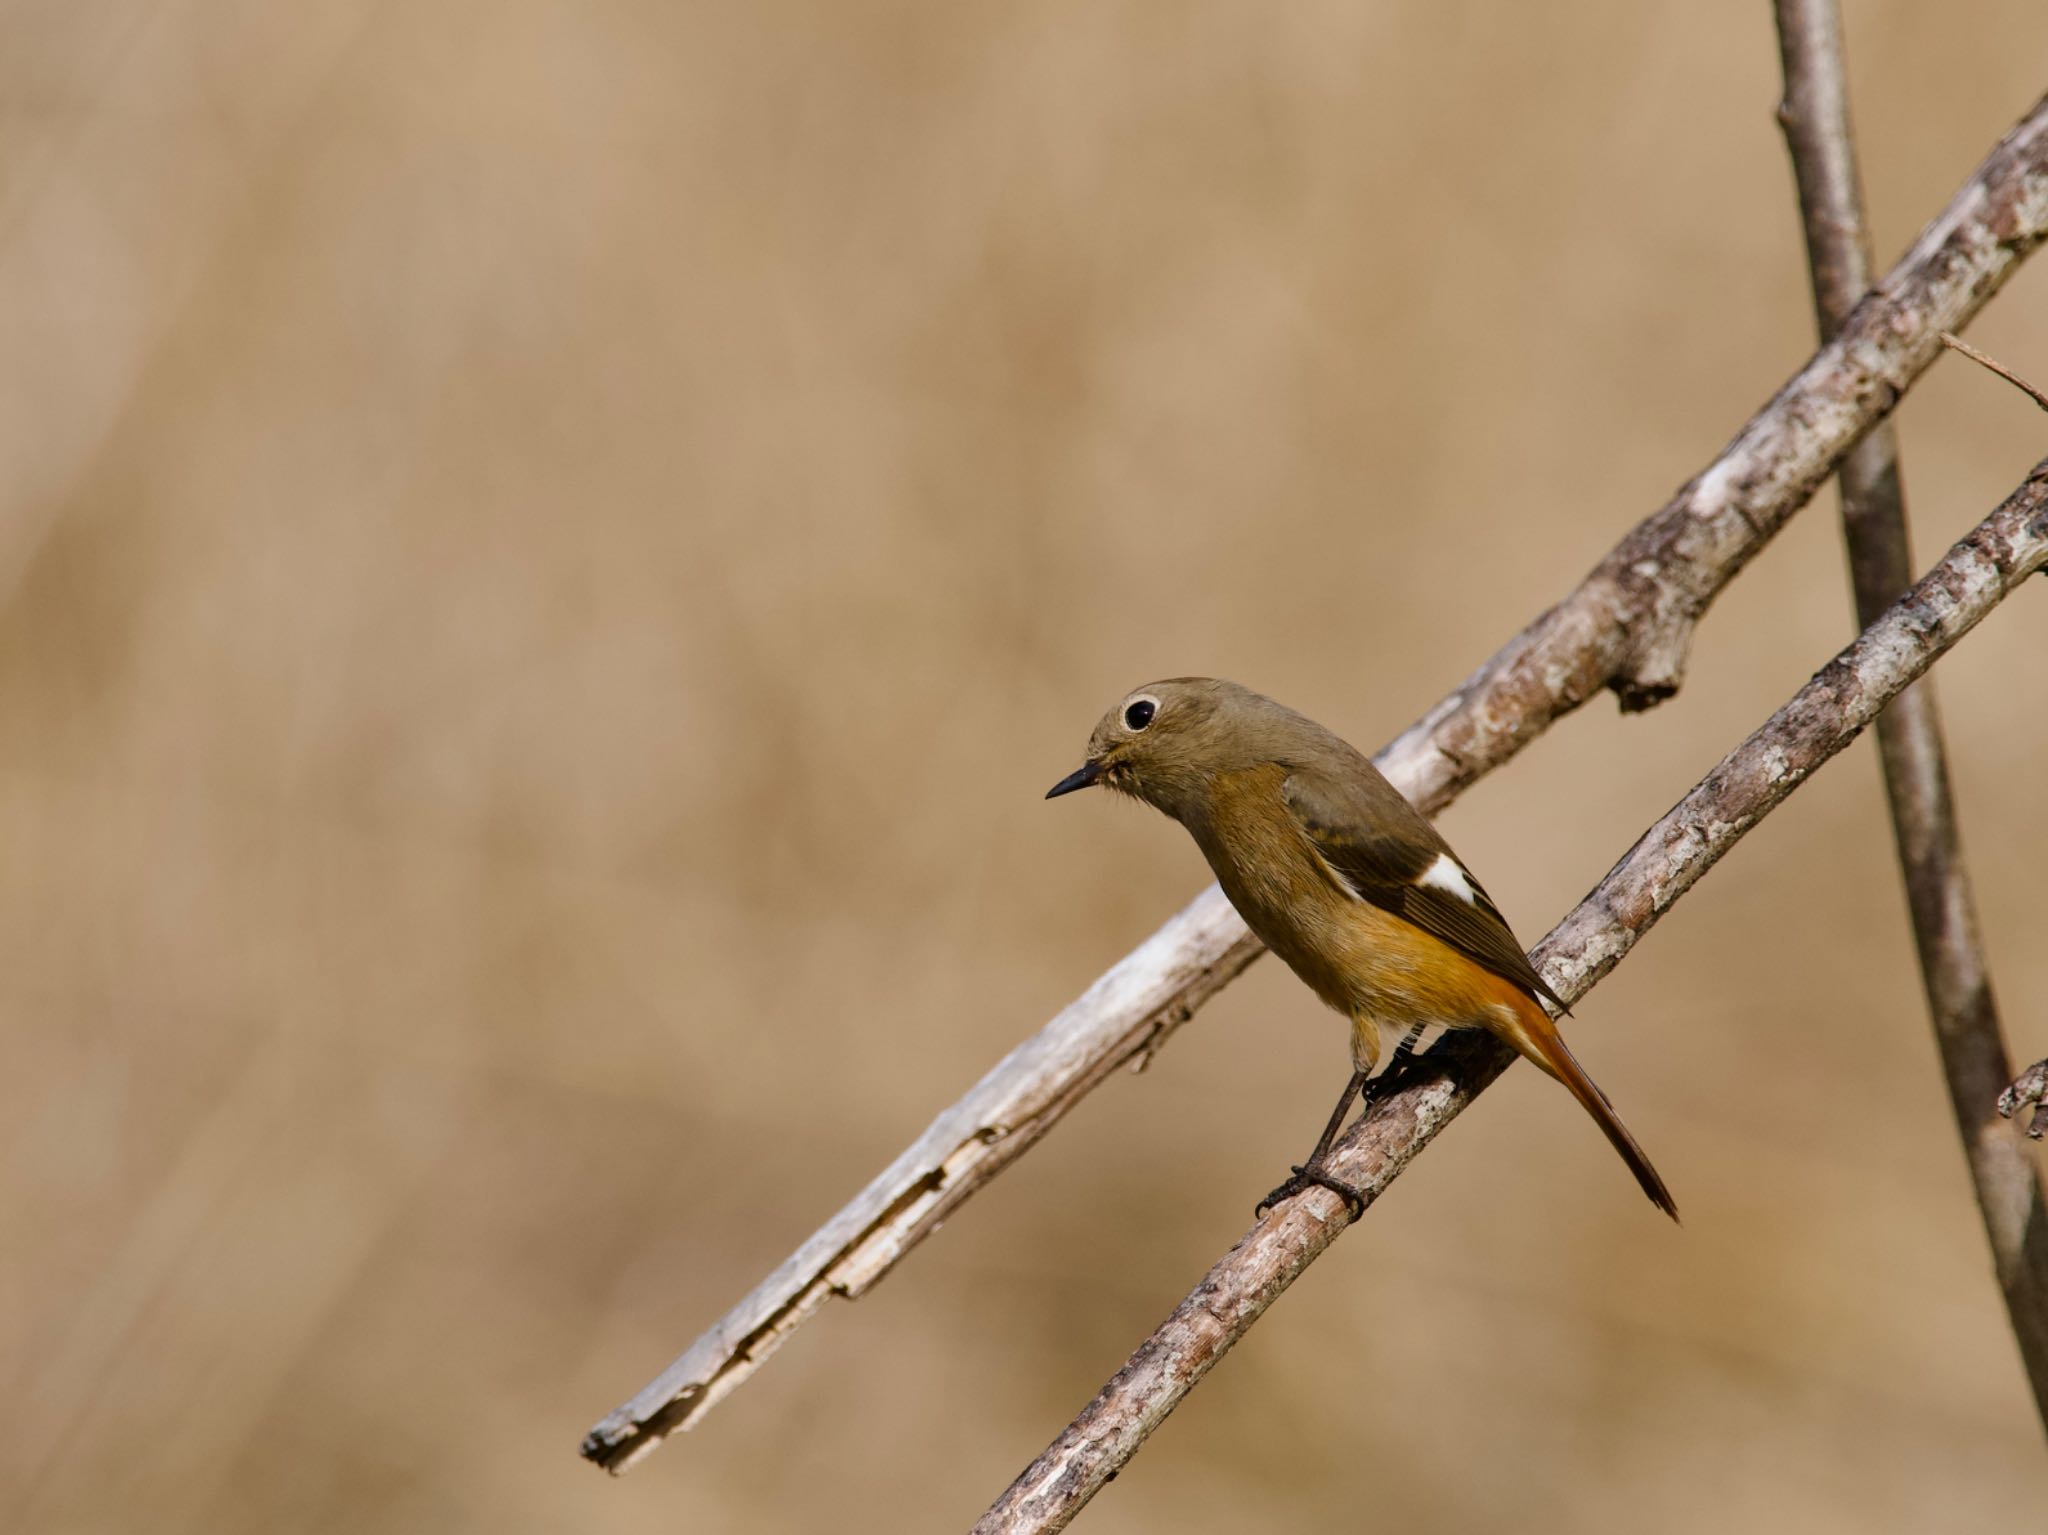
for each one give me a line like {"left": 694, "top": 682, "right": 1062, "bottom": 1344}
{"left": 5, "top": 3, "right": 2047, "bottom": 1531}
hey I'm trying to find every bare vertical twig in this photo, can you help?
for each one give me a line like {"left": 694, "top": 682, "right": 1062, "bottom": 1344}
{"left": 1774, "top": 0, "right": 2048, "bottom": 1431}
{"left": 972, "top": 466, "right": 2048, "bottom": 1535}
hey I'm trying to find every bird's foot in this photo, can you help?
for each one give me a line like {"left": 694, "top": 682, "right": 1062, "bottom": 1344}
{"left": 1998, "top": 1058, "right": 2048, "bottom": 1139}
{"left": 1256, "top": 1163, "right": 1366, "bottom": 1220}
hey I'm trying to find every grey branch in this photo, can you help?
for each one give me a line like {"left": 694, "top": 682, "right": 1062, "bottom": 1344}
{"left": 972, "top": 460, "right": 2048, "bottom": 1535}
{"left": 579, "top": 92, "right": 2048, "bottom": 1473}
{"left": 1774, "top": 0, "right": 2048, "bottom": 1433}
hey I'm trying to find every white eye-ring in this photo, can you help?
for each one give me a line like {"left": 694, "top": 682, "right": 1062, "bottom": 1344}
{"left": 1122, "top": 696, "right": 1159, "bottom": 731}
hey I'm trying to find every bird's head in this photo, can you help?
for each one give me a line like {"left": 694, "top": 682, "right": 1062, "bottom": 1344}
{"left": 1046, "top": 677, "right": 1278, "bottom": 822}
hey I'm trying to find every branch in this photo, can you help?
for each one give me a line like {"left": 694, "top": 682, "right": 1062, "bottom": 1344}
{"left": 581, "top": 92, "right": 2048, "bottom": 1473}
{"left": 1774, "top": 0, "right": 2048, "bottom": 1432}
{"left": 972, "top": 459, "right": 2048, "bottom": 1535}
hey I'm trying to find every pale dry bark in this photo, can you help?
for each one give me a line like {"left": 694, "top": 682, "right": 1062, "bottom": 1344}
{"left": 582, "top": 92, "right": 2048, "bottom": 1473}
{"left": 972, "top": 460, "right": 2048, "bottom": 1535}
{"left": 1773, "top": 0, "right": 2048, "bottom": 1432}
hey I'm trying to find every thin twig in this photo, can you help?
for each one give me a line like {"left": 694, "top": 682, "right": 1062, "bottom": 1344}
{"left": 1775, "top": 0, "right": 2048, "bottom": 1433}
{"left": 972, "top": 460, "right": 2048, "bottom": 1534}
{"left": 1942, "top": 331, "right": 2048, "bottom": 412}
{"left": 581, "top": 92, "right": 2048, "bottom": 1473}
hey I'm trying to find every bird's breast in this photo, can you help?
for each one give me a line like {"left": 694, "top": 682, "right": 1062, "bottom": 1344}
{"left": 1190, "top": 766, "right": 1507, "bottom": 1028}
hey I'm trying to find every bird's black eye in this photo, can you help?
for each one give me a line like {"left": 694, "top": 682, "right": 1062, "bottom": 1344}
{"left": 1124, "top": 698, "right": 1156, "bottom": 731}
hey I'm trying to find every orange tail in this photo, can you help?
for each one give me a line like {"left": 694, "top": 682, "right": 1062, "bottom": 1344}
{"left": 1495, "top": 996, "right": 1679, "bottom": 1221}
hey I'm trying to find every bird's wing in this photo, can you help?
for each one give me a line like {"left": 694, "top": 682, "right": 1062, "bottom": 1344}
{"left": 1281, "top": 765, "right": 1568, "bottom": 1015}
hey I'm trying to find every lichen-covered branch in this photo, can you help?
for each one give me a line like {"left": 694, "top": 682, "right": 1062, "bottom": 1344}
{"left": 581, "top": 92, "right": 2048, "bottom": 1474}
{"left": 972, "top": 459, "right": 2048, "bottom": 1535}
{"left": 1774, "top": 0, "right": 2048, "bottom": 1433}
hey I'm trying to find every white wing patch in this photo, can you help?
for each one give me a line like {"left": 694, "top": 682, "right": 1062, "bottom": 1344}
{"left": 1417, "top": 851, "right": 1479, "bottom": 905}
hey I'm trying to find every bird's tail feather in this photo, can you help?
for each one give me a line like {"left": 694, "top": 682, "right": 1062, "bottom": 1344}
{"left": 1498, "top": 998, "right": 1679, "bottom": 1222}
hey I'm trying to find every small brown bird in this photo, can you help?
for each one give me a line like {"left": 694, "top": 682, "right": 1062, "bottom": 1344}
{"left": 1048, "top": 677, "right": 1676, "bottom": 1220}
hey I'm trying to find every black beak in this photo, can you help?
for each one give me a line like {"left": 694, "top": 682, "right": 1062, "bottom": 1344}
{"left": 1045, "top": 761, "right": 1103, "bottom": 799}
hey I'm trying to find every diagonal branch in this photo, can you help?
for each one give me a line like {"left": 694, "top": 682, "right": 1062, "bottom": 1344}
{"left": 581, "top": 92, "right": 2048, "bottom": 1473}
{"left": 972, "top": 458, "right": 2048, "bottom": 1535}
{"left": 1774, "top": 0, "right": 2048, "bottom": 1433}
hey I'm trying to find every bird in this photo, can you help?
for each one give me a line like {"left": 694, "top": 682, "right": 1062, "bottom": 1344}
{"left": 1046, "top": 677, "right": 1676, "bottom": 1221}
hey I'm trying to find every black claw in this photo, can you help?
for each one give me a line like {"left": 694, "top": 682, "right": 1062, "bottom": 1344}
{"left": 1256, "top": 1163, "right": 1366, "bottom": 1220}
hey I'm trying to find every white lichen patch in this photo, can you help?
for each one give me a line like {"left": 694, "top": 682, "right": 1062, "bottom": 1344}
{"left": 1690, "top": 455, "right": 1744, "bottom": 516}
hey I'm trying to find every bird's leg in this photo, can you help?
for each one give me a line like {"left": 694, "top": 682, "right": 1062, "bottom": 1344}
{"left": 1257, "top": 1026, "right": 1434, "bottom": 1220}
{"left": 1256, "top": 1068, "right": 1372, "bottom": 1219}
{"left": 1304, "top": 1068, "right": 1371, "bottom": 1165}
